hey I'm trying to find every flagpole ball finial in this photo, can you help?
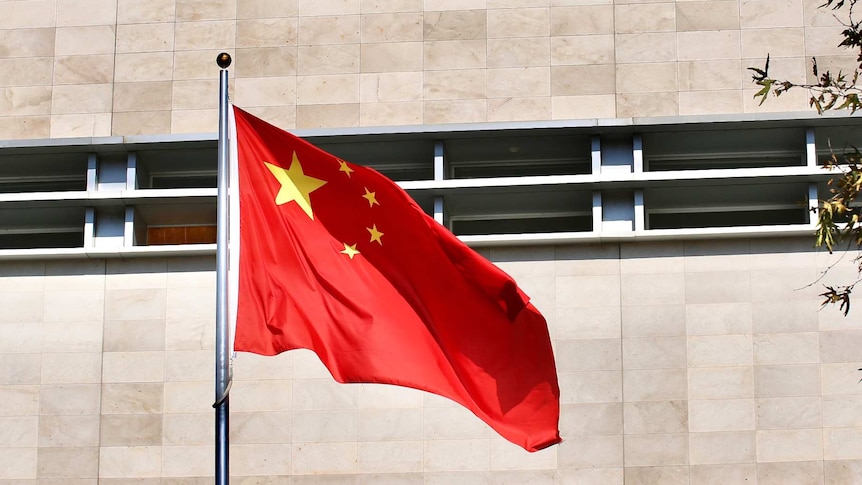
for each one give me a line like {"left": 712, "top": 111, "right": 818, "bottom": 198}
{"left": 216, "top": 52, "right": 232, "bottom": 69}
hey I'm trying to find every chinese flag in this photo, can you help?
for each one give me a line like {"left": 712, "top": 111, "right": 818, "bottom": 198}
{"left": 231, "top": 106, "right": 561, "bottom": 452}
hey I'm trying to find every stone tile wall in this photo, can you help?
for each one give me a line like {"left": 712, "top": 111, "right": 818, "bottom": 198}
{"left": 1, "top": 236, "right": 861, "bottom": 482}
{"left": 0, "top": 0, "right": 854, "bottom": 139}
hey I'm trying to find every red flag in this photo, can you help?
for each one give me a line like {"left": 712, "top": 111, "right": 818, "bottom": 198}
{"left": 231, "top": 106, "right": 561, "bottom": 452}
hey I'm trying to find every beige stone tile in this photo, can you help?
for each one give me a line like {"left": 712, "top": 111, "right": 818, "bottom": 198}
{"left": 822, "top": 363, "right": 862, "bottom": 396}
{"left": 0, "top": 261, "right": 45, "bottom": 290}
{"left": 360, "top": 42, "right": 422, "bottom": 72}
{"left": 488, "top": 37, "right": 550, "bottom": 68}
{"left": 171, "top": 108, "right": 218, "bottom": 133}
{"left": 424, "top": 99, "right": 486, "bottom": 124}
{"left": 624, "top": 466, "right": 688, "bottom": 485}
{"left": 621, "top": 272, "right": 685, "bottom": 306}
{"left": 622, "top": 305, "right": 685, "bottom": 337}
{"left": 820, "top": 330, "right": 862, "bottom": 363}
{"left": 0, "top": 115, "right": 50, "bottom": 139}
{"left": 755, "top": 364, "right": 821, "bottom": 397}
{"left": 615, "top": 3, "right": 674, "bottom": 33}
{"left": 488, "top": 7, "right": 550, "bottom": 38}
{"left": 292, "top": 409, "right": 356, "bottom": 442}
{"left": 690, "top": 464, "right": 757, "bottom": 485}
{"left": 0, "top": 324, "right": 41, "bottom": 354}
{"left": 741, "top": 0, "right": 804, "bottom": 29}
{"left": 357, "top": 441, "right": 423, "bottom": 473}
{"left": 551, "top": 94, "right": 616, "bottom": 119}
{"left": 359, "top": 71, "right": 422, "bottom": 102}
{"left": 616, "top": 32, "right": 676, "bottom": 63}
{"left": 685, "top": 271, "right": 751, "bottom": 304}
{"left": 117, "top": 0, "right": 175, "bottom": 23}
{"left": 162, "top": 413, "right": 211, "bottom": 446}
{"left": 423, "top": 69, "right": 485, "bottom": 100}
{"left": 57, "top": 0, "right": 116, "bottom": 26}
{"left": 677, "top": 1, "right": 739, "bottom": 31}
{"left": 232, "top": 352, "right": 294, "bottom": 382}
{"left": 296, "top": 103, "right": 359, "bottom": 128}
{"left": 163, "top": 381, "right": 212, "bottom": 414}
{"left": 166, "top": 286, "right": 214, "bottom": 321}
{"left": 550, "top": 6, "right": 612, "bottom": 35}
{"left": 360, "top": 0, "right": 421, "bottom": 12}
{"left": 0, "top": 446, "right": 35, "bottom": 479}
{"left": 556, "top": 306, "right": 620, "bottom": 340}
{"left": 624, "top": 433, "right": 688, "bottom": 467}
{"left": 99, "top": 446, "right": 161, "bottom": 478}
{"left": 750, "top": 268, "right": 820, "bottom": 302}
{"left": 423, "top": 10, "right": 486, "bottom": 40}
{"left": 679, "top": 89, "right": 744, "bottom": 115}
{"left": 550, "top": 34, "right": 614, "bottom": 66}
{"left": 559, "top": 402, "right": 622, "bottom": 436}
{"left": 559, "top": 467, "right": 623, "bottom": 485}
{"left": 161, "top": 444, "right": 213, "bottom": 477}
{"left": 164, "top": 350, "right": 210, "bottom": 382}
{"left": 689, "top": 366, "right": 754, "bottom": 400}
{"left": 0, "top": 415, "right": 37, "bottom": 447}
{"left": 112, "top": 110, "right": 171, "bottom": 135}
{"left": 556, "top": 338, "right": 620, "bottom": 372}
{"left": 114, "top": 52, "right": 174, "bottom": 83}
{"left": 624, "top": 400, "right": 687, "bottom": 434}
{"left": 52, "top": 55, "right": 113, "bottom": 85}
{"left": 756, "top": 428, "right": 823, "bottom": 462}
{"left": 756, "top": 396, "right": 821, "bottom": 430}
{"left": 424, "top": 439, "right": 490, "bottom": 472}
{"left": 102, "top": 351, "right": 165, "bottom": 383}
{"left": 753, "top": 332, "right": 818, "bottom": 365}
{"left": 37, "top": 446, "right": 99, "bottom": 479}
{"left": 758, "top": 461, "right": 824, "bottom": 485}
{"left": 296, "top": 74, "right": 359, "bottom": 104}
{"left": 558, "top": 435, "right": 622, "bottom": 468}
{"left": 559, "top": 370, "right": 621, "bottom": 403}
{"left": 424, "top": 472, "right": 490, "bottom": 485}
{"left": 0, "top": 354, "right": 40, "bottom": 385}
{"left": 823, "top": 395, "right": 862, "bottom": 427}
{"left": 38, "top": 415, "right": 99, "bottom": 447}
{"left": 174, "top": 21, "right": 236, "bottom": 51}
{"left": 688, "top": 335, "right": 753, "bottom": 368}
{"left": 0, "top": 57, "right": 52, "bottom": 87}
{"left": 100, "top": 414, "right": 162, "bottom": 446}
{"left": 358, "top": 383, "right": 423, "bottom": 409}
{"left": 488, "top": 96, "right": 551, "bottom": 122}
{"left": 41, "top": 353, "right": 101, "bottom": 384}
{"left": 424, "top": 40, "right": 486, "bottom": 70}
{"left": 0, "top": 86, "right": 51, "bottom": 116}
{"left": 616, "top": 92, "right": 679, "bottom": 118}
{"left": 237, "top": 0, "right": 299, "bottom": 18}
{"left": 300, "top": 0, "right": 359, "bottom": 15}
{"left": 294, "top": 441, "right": 356, "bottom": 474}
{"left": 41, "top": 323, "right": 102, "bottom": 353}
{"left": 490, "top": 439, "right": 558, "bottom": 471}
{"left": 55, "top": 26, "right": 115, "bottom": 56}
{"left": 237, "top": 18, "right": 298, "bottom": 48}
{"left": 556, "top": 275, "right": 620, "bottom": 308}
{"left": 0, "top": 0, "right": 56, "bottom": 29}
{"left": 679, "top": 31, "right": 741, "bottom": 61}
{"left": 357, "top": 407, "right": 422, "bottom": 440}
{"left": 44, "top": 260, "right": 104, "bottom": 290}
{"left": 624, "top": 369, "right": 686, "bottom": 401}
{"left": 753, "top": 300, "right": 817, "bottom": 334}
{"left": 424, "top": 406, "right": 491, "bottom": 440}
{"left": 623, "top": 337, "right": 686, "bottom": 370}
{"left": 172, "top": 50, "right": 228, "bottom": 81}
{"left": 104, "top": 288, "right": 166, "bottom": 320}
{"left": 742, "top": 28, "right": 805, "bottom": 59}
{"left": 101, "top": 382, "right": 163, "bottom": 414}
{"left": 40, "top": 384, "right": 100, "bottom": 416}
{"left": 113, "top": 81, "right": 173, "bottom": 112}
{"left": 690, "top": 431, "right": 755, "bottom": 465}
{"left": 233, "top": 47, "right": 296, "bottom": 78}
{"left": 0, "top": 28, "right": 55, "bottom": 58}
{"left": 679, "top": 60, "right": 743, "bottom": 91}
{"left": 824, "top": 428, "right": 862, "bottom": 460}
{"left": 231, "top": 380, "right": 293, "bottom": 412}
{"left": 52, "top": 84, "right": 113, "bottom": 115}
{"left": 104, "top": 320, "right": 166, "bottom": 352}
{"left": 176, "top": 0, "right": 234, "bottom": 21}
{"left": 826, "top": 460, "right": 862, "bottom": 485}
{"left": 229, "top": 445, "right": 291, "bottom": 476}
{"left": 297, "top": 44, "right": 359, "bottom": 75}
{"left": 297, "top": 15, "right": 359, "bottom": 45}
{"left": 0, "top": 385, "right": 38, "bottom": 417}
{"left": 361, "top": 12, "right": 422, "bottom": 42}
{"left": 359, "top": 101, "right": 422, "bottom": 126}
{"left": 551, "top": 64, "right": 617, "bottom": 95}
{"left": 690, "top": 398, "right": 755, "bottom": 432}
{"left": 43, "top": 290, "right": 105, "bottom": 322}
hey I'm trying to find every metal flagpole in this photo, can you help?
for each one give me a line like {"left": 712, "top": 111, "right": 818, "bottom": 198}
{"left": 215, "top": 52, "right": 232, "bottom": 485}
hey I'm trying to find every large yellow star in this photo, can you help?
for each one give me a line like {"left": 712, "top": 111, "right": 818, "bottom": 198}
{"left": 362, "top": 187, "right": 379, "bottom": 207}
{"left": 367, "top": 224, "right": 384, "bottom": 245}
{"left": 264, "top": 152, "right": 327, "bottom": 220}
{"left": 340, "top": 243, "right": 360, "bottom": 259}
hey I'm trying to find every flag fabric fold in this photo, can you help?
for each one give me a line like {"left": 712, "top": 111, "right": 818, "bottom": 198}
{"left": 230, "top": 106, "right": 561, "bottom": 452}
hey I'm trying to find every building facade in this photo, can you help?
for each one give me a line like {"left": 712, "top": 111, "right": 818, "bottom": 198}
{"left": 1, "top": 0, "right": 862, "bottom": 483}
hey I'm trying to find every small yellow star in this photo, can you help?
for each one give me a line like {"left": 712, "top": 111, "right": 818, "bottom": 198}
{"left": 340, "top": 243, "right": 360, "bottom": 259}
{"left": 264, "top": 152, "right": 327, "bottom": 220}
{"left": 362, "top": 187, "right": 379, "bottom": 207}
{"left": 338, "top": 160, "right": 354, "bottom": 178}
{"left": 367, "top": 224, "right": 384, "bottom": 245}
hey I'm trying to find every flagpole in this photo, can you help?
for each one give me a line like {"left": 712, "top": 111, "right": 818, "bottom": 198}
{"left": 215, "top": 52, "right": 232, "bottom": 485}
